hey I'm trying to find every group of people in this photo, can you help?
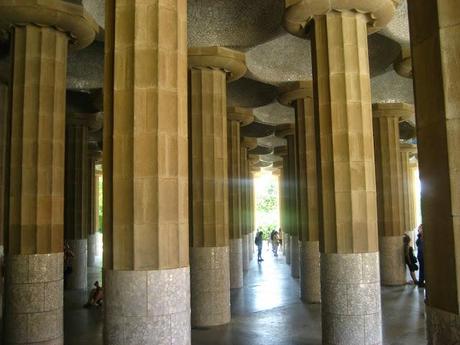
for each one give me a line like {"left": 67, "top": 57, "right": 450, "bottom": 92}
{"left": 255, "top": 228, "right": 281, "bottom": 262}
{"left": 404, "top": 224, "right": 425, "bottom": 288}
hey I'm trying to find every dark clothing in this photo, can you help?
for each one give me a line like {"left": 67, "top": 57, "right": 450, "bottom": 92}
{"left": 416, "top": 236, "right": 425, "bottom": 285}
{"left": 405, "top": 246, "right": 418, "bottom": 272}
{"left": 255, "top": 233, "right": 263, "bottom": 261}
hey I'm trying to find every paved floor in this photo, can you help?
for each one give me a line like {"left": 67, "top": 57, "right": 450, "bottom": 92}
{"left": 64, "top": 246, "right": 426, "bottom": 345}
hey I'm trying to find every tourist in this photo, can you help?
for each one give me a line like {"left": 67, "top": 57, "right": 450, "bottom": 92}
{"left": 272, "top": 231, "right": 279, "bottom": 257}
{"left": 84, "top": 281, "right": 104, "bottom": 308}
{"left": 416, "top": 225, "right": 425, "bottom": 288}
{"left": 255, "top": 231, "right": 264, "bottom": 262}
{"left": 403, "top": 234, "right": 418, "bottom": 285}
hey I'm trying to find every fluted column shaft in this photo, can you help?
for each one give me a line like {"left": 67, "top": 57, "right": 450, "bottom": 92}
{"left": 240, "top": 145, "right": 250, "bottom": 270}
{"left": 104, "top": 1, "right": 190, "bottom": 344}
{"left": 0, "top": 84, "right": 7, "bottom": 258}
{"left": 312, "top": 10, "right": 382, "bottom": 345}
{"left": 87, "top": 153, "right": 99, "bottom": 267}
{"left": 408, "top": 1, "right": 460, "bottom": 343}
{"left": 373, "top": 104, "right": 410, "bottom": 286}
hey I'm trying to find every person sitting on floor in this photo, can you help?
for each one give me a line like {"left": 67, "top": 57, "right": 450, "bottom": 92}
{"left": 84, "top": 281, "right": 104, "bottom": 308}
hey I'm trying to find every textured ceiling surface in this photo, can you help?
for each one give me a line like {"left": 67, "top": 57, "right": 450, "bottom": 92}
{"left": 380, "top": 0, "right": 410, "bottom": 45}
{"left": 188, "top": 0, "right": 284, "bottom": 48}
{"left": 227, "top": 78, "right": 278, "bottom": 108}
{"left": 257, "top": 135, "right": 287, "bottom": 148}
{"left": 68, "top": 41, "right": 104, "bottom": 90}
{"left": 253, "top": 102, "right": 295, "bottom": 125}
{"left": 371, "top": 69, "right": 414, "bottom": 104}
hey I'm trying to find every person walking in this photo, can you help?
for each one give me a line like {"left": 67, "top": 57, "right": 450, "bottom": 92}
{"left": 255, "top": 231, "right": 264, "bottom": 262}
{"left": 272, "top": 231, "right": 279, "bottom": 257}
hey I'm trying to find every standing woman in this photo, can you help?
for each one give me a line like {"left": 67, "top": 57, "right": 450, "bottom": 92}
{"left": 403, "top": 234, "right": 419, "bottom": 285}
{"left": 416, "top": 225, "right": 425, "bottom": 288}
{"left": 255, "top": 231, "right": 264, "bottom": 262}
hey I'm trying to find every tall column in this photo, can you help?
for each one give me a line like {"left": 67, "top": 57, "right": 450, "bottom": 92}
{"left": 0, "top": 2, "right": 96, "bottom": 343}
{"left": 284, "top": 1, "right": 397, "bottom": 343}
{"left": 400, "top": 144, "right": 417, "bottom": 237}
{"left": 64, "top": 115, "right": 92, "bottom": 289}
{"left": 248, "top": 171, "right": 255, "bottom": 261}
{"left": 227, "top": 107, "right": 254, "bottom": 288}
{"left": 189, "top": 47, "right": 246, "bottom": 327}
{"left": 276, "top": 124, "right": 300, "bottom": 278}
{"left": 87, "top": 149, "right": 101, "bottom": 267}
{"left": 240, "top": 137, "right": 256, "bottom": 270}
{"left": 373, "top": 103, "right": 413, "bottom": 286}
{"left": 408, "top": 1, "right": 460, "bottom": 343}
{"left": 0, "top": 83, "right": 7, "bottom": 321}
{"left": 280, "top": 81, "right": 321, "bottom": 303}
{"left": 276, "top": 145, "right": 290, "bottom": 262}
{"left": 103, "top": 1, "right": 190, "bottom": 344}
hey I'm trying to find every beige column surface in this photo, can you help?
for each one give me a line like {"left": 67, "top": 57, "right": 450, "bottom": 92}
{"left": 0, "top": 1, "right": 97, "bottom": 344}
{"left": 408, "top": 2, "right": 460, "bottom": 343}
{"left": 188, "top": 47, "right": 246, "bottom": 327}
{"left": 400, "top": 144, "right": 417, "bottom": 234}
{"left": 0, "top": 84, "right": 7, "bottom": 250}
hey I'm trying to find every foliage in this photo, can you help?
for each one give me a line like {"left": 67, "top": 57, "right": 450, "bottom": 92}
{"left": 256, "top": 182, "right": 278, "bottom": 213}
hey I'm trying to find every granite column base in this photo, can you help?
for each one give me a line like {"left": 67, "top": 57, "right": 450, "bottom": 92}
{"left": 230, "top": 239, "right": 243, "bottom": 289}
{"left": 190, "top": 247, "right": 231, "bottom": 327}
{"left": 104, "top": 267, "right": 191, "bottom": 345}
{"left": 249, "top": 232, "right": 254, "bottom": 261}
{"left": 67, "top": 239, "right": 87, "bottom": 290}
{"left": 379, "top": 236, "right": 406, "bottom": 286}
{"left": 87, "top": 234, "right": 97, "bottom": 267}
{"left": 242, "top": 234, "right": 249, "bottom": 271}
{"left": 285, "top": 235, "right": 291, "bottom": 265}
{"left": 426, "top": 306, "right": 460, "bottom": 345}
{"left": 300, "top": 241, "right": 321, "bottom": 303}
{"left": 290, "top": 235, "right": 300, "bottom": 278}
{"left": 4, "top": 253, "right": 64, "bottom": 345}
{"left": 321, "top": 252, "right": 382, "bottom": 345}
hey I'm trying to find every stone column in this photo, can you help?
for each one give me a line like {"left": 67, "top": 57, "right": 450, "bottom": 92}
{"left": 64, "top": 114, "right": 92, "bottom": 289}
{"left": 240, "top": 137, "right": 256, "bottom": 270}
{"left": 0, "top": 1, "right": 96, "bottom": 343}
{"left": 248, "top": 172, "right": 255, "bottom": 262}
{"left": 0, "top": 83, "right": 7, "bottom": 321}
{"left": 408, "top": 1, "right": 460, "bottom": 343}
{"left": 227, "top": 107, "right": 254, "bottom": 288}
{"left": 276, "top": 145, "right": 290, "bottom": 263}
{"left": 103, "top": 1, "right": 190, "bottom": 344}
{"left": 373, "top": 103, "right": 413, "bottom": 286}
{"left": 189, "top": 47, "right": 246, "bottom": 327}
{"left": 400, "top": 144, "right": 417, "bottom": 237}
{"left": 284, "top": 1, "right": 397, "bottom": 343}
{"left": 279, "top": 81, "right": 321, "bottom": 303}
{"left": 276, "top": 124, "right": 300, "bottom": 278}
{"left": 87, "top": 150, "right": 101, "bottom": 267}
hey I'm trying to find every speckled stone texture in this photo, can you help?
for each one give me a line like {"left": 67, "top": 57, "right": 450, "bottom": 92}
{"left": 426, "top": 306, "right": 460, "bottom": 345}
{"left": 321, "top": 252, "right": 382, "bottom": 345}
{"left": 379, "top": 236, "right": 406, "bottom": 286}
{"left": 230, "top": 239, "right": 243, "bottom": 289}
{"left": 300, "top": 241, "right": 321, "bottom": 303}
{"left": 67, "top": 239, "right": 87, "bottom": 290}
{"left": 249, "top": 233, "right": 254, "bottom": 261}
{"left": 4, "top": 253, "right": 64, "bottom": 344}
{"left": 285, "top": 235, "right": 291, "bottom": 265}
{"left": 290, "top": 235, "right": 300, "bottom": 278}
{"left": 242, "top": 234, "right": 249, "bottom": 271}
{"left": 87, "top": 234, "right": 96, "bottom": 267}
{"left": 104, "top": 267, "right": 191, "bottom": 345}
{"left": 190, "top": 247, "right": 231, "bottom": 327}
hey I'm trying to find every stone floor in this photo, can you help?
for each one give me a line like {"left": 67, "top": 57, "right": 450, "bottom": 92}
{"left": 64, "top": 245, "right": 427, "bottom": 345}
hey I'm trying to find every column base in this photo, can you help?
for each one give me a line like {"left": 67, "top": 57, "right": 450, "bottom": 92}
{"left": 321, "top": 252, "right": 382, "bottom": 345}
{"left": 242, "top": 234, "right": 249, "bottom": 271}
{"left": 300, "top": 241, "right": 321, "bottom": 303}
{"left": 87, "top": 234, "right": 97, "bottom": 267}
{"left": 290, "top": 235, "right": 300, "bottom": 278}
{"left": 190, "top": 247, "right": 230, "bottom": 327}
{"left": 66, "top": 239, "right": 88, "bottom": 290}
{"left": 249, "top": 232, "right": 254, "bottom": 261}
{"left": 230, "top": 239, "right": 243, "bottom": 289}
{"left": 285, "top": 235, "right": 291, "bottom": 265}
{"left": 426, "top": 306, "right": 460, "bottom": 345}
{"left": 379, "top": 236, "right": 406, "bottom": 286}
{"left": 104, "top": 267, "right": 191, "bottom": 345}
{"left": 4, "top": 253, "right": 64, "bottom": 345}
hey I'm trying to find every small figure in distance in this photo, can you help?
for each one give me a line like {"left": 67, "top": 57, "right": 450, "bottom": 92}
{"left": 416, "top": 225, "right": 425, "bottom": 288}
{"left": 403, "top": 234, "right": 419, "bottom": 285}
{"left": 272, "top": 231, "right": 280, "bottom": 257}
{"left": 63, "top": 241, "right": 75, "bottom": 288}
{"left": 84, "top": 281, "right": 104, "bottom": 308}
{"left": 255, "top": 231, "right": 264, "bottom": 262}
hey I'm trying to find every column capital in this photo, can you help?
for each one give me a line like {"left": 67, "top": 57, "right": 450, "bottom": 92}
{"left": 275, "top": 123, "right": 295, "bottom": 138}
{"left": 67, "top": 112, "right": 102, "bottom": 131}
{"left": 241, "top": 136, "right": 257, "bottom": 150}
{"left": 274, "top": 145, "right": 288, "bottom": 156}
{"left": 283, "top": 0, "right": 398, "bottom": 37}
{"left": 188, "top": 46, "right": 247, "bottom": 82}
{"left": 400, "top": 143, "right": 417, "bottom": 154}
{"left": 0, "top": 0, "right": 98, "bottom": 49}
{"left": 273, "top": 160, "right": 284, "bottom": 169}
{"left": 394, "top": 45, "right": 412, "bottom": 79}
{"left": 278, "top": 80, "right": 313, "bottom": 106}
{"left": 372, "top": 103, "right": 414, "bottom": 121}
{"left": 227, "top": 106, "right": 254, "bottom": 126}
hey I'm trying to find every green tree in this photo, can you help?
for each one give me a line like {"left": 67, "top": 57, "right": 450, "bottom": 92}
{"left": 256, "top": 182, "right": 278, "bottom": 213}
